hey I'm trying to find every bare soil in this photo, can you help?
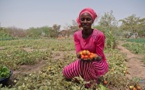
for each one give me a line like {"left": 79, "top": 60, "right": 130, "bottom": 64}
{"left": 13, "top": 60, "right": 47, "bottom": 74}
{"left": 12, "top": 50, "right": 75, "bottom": 74}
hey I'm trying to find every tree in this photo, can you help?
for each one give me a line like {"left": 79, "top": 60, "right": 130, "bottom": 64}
{"left": 96, "top": 10, "right": 118, "bottom": 49}
{"left": 26, "top": 27, "right": 41, "bottom": 38}
{"left": 119, "top": 14, "right": 140, "bottom": 33}
{"left": 98, "top": 10, "right": 118, "bottom": 32}
{"left": 138, "top": 18, "right": 145, "bottom": 37}
{"left": 6, "top": 27, "right": 26, "bottom": 38}
{"left": 61, "top": 20, "right": 79, "bottom": 37}
{"left": 0, "top": 27, "right": 14, "bottom": 40}
{"left": 68, "top": 20, "right": 79, "bottom": 34}
{"left": 119, "top": 15, "right": 145, "bottom": 37}
{"left": 50, "top": 24, "right": 61, "bottom": 38}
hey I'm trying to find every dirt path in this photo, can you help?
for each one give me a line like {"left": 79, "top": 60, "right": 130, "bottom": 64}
{"left": 117, "top": 41, "right": 145, "bottom": 80}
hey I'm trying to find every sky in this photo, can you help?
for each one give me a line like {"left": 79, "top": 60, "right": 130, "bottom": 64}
{"left": 0, "top": 0, "right": 145, "bottom": 29}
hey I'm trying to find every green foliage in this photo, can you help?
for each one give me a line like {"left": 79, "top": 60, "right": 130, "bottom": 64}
{"left": 26, "top": 25, "right": 61, "bottom": 38}
{"left": 0, "top": 28, "right": 14, "bottom": 40}
{"left": 105, "top": 30, "right": 117, "bottom": 49}
{"left": 94, "top": 11, "right": 118, "bottom": 49}
{"left": 0, "top": 39, "right": 75, "bottom": 70}
{"left": 138, "top": 29, "right": 145, "bottom": 37}
{"left": 0, "top": 48, "right": 51, "bottom": 70}
{"left": 0, "top": 38, "right": 141, "bottom": 90}
{"left": 26, "top": 26, "right": 50, "bottom": 38}
{"left": 122, "top": 41, "right": 145, "bottom": 66}
{"left": 98, "top": 84, "right": 108, "bottom": 90}
{"left": 98, "top": 10, "right": 118, "bottom": 32}
{"left": 104, "top": 49, "right": 128, "bottom": 89}
{"left": 119, "top": 15, "right": 145, "bottom": 37}
{"left": 98, "top": 11, "right": 117, "bottom": 27}
{"left": 123, "top": 43, "right": 145, "bottom": 54}
{"left": 0, "top": 65, "right": 10, "bottom": 78}
{"left": 126, "top": 38, "right": 145, "bottom": 44}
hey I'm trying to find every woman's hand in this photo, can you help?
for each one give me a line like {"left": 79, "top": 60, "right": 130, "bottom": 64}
{"left": 77, "top": 50, "right": 102, "bottom": 61}
{"left": 77, "top": 52, "right": 90, "bottom": 61}
{"left": 94, "top": 56, "right": 102, "bottom": 61}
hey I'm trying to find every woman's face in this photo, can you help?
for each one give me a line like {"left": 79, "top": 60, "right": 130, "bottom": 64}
{"left": 80, "top": 13, "right": 93, "bottom": 30}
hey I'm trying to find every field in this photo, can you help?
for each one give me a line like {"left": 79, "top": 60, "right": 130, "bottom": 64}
{"left": 126, "top": 38, "right": 145, "bottom": 44}
{"left": 123, "top": 38, "right": 145, "bottom": 64}
{"left": 0, "top": 38, "right": 145, "bottom": 90}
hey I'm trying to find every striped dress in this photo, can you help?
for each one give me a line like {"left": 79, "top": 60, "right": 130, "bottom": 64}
{"left": 62, "top": 29, "right": 108, "bottom": 86}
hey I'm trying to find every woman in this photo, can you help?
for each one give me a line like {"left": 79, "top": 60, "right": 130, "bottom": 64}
{"left": 62, "top": 8, "right": 108, "bottom": 88}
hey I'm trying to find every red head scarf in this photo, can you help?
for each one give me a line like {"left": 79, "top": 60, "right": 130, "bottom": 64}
{"left": 76, "top": 8, "right": 97, "bottom": 27}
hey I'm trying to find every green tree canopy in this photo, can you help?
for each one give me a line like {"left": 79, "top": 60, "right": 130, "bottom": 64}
{"left": 119, "top": 15, "right": 144, "bottom": 32}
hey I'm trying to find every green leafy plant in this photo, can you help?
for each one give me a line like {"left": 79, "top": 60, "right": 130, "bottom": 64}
{"left": 105, "top": 30, "right": 117, "bottom": 49}
{"left": 0, "top": 65, "right": 10, "bottom": 78}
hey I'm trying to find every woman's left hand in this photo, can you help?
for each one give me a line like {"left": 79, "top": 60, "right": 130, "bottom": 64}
{"left": 94, "top": 56, "right": 102, "bottom": 61}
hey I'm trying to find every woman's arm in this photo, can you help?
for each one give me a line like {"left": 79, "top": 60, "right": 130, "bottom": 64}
{"left": 74, "top": 33, "right": 82, "bottom": 58}
{"left": 95, "top": 32, "right": 105, "bottom": 61}
{"left": 74, "top": 33, "right": 81, "bottom": 53}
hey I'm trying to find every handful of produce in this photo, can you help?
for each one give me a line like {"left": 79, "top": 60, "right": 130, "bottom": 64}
{"left": 78, "top": 50, "right": 98, "bottom": 61}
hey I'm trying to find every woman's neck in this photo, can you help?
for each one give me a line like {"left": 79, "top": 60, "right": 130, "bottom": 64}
{"left": 82, "top": 29, "right": 93, "bottom": 39}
